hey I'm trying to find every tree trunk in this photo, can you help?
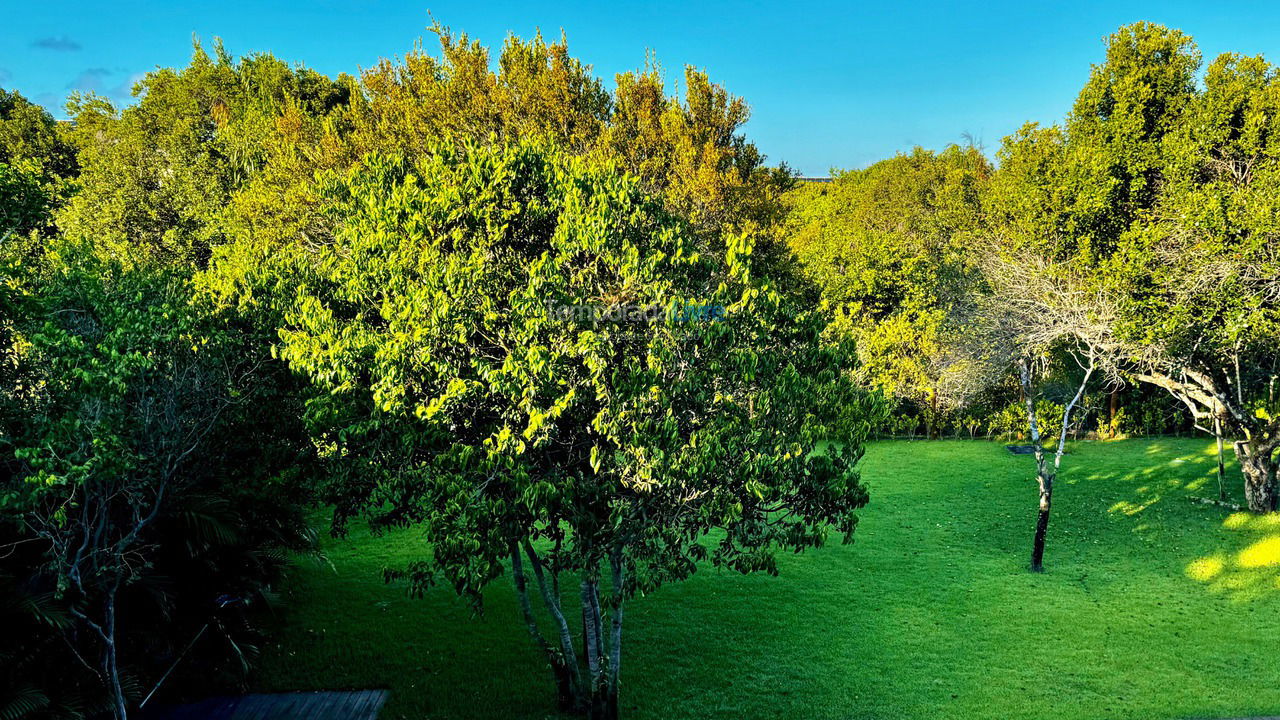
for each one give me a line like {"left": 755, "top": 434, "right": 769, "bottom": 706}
{"left": 1215, "top": 416, "right": 1227, "bottom": 502}
{"left": 1030, "top": 476, "right": 1052, "bottom": 572}
{"left": 596, "top": 688, "right": 619, "bottom": 720}
{"left": 604, "top": 550, "right": 624, "bottom": 720}
{"left": 552, "top": 659, "right": 578, "bottom": 713}
{"left": 1108, "top": 387, "right": 1118, "bottom": 436}
{"left": 582, "top": 604, "right": 591, "bottom": 678}
{"left": 1019, "top": 359, "right": 1052, "bottom": 573}
{"left": 1133, "top": 369, "right": 1278, "bottom": 513}
{"left": 1018, "top": 353, "right": 1092, "bottom": 574}
{"left": 521, "top": 542, "right": 583, "bottom": 713}
{"left": 510, "top": 543, "right": 580, "bottom": 712}
{"left": 929, "top": 392, "right": 940, "bottom": 440}
{"left": 105, "top": 592, "right": 128, "bottom": 720}
{"left": 580, "top": 580, "right": 604, "bottom": 719}
{"left": 579, "top": 567, "right": 626, "bottom": 720}
{"left": 1236, "top": 439, "right": 1278, "bottom": 513}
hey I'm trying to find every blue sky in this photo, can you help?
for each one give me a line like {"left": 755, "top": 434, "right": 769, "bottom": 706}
{"left": 3, "top": 1, "right": 1279, "bottom": 175}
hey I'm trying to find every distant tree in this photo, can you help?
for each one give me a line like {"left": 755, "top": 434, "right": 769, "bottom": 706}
{"left": 0, "top": 89, "right": 78, "bottom": 239}
{"left": 601, "top": 64, "right": 795, "bottom": 233}
{"left": 342, "top": 22, "right": 786, "bottom": 234}
{"left": 0, "top": 162, "right": 59, "bottom": 240}
{"left": 352, "top": 24, "right": 610, "bottom": 155}
{"left": 212, "top": 21, "right": 794, "bottom": 284}
{"left": 58, "top": 40, "right": 352, "bottom": 267}
{"left": 276, "top": 141, "right": 876, "bottom": 719}
{"left": 785, "top": 146, "right": 990, "bottom": 436}
{"left": 0, "top": 88, "right": 77, "bottom": 179}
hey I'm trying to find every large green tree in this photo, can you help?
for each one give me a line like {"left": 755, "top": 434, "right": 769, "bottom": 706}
{"left": 275, "top": 140, "right": 876, "bottom": 719}
{"left": 1112, "top": 49, "right": 1280, "bottom": 511}
{"left": 785, "top": 145, "right": 990, "bottom": 436}
{"left": 993, "top": 22, "right": 1280, "bottom": 511}
{"left": 206, "top": 23, "right": 794, "bottom": 315}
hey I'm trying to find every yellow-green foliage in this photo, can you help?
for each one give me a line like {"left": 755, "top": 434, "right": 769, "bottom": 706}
{"left": 783, "top": 146, "right": 990, "bottom": 429}
{"left": 275, "top": 138, "right": 875, "bottom": 599}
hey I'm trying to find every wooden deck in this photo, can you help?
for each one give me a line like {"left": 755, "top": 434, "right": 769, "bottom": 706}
{"left": 142, "top": 690, "right": 388, "bottom": 720}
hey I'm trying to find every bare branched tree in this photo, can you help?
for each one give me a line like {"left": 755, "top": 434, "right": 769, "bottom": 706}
{"left": 941, "top": 247, "right": 1120, "bottom": 571}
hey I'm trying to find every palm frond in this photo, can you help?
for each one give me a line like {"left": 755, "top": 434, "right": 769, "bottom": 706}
{"left": 0, "top": 686, "right": 50, "bottom": 720}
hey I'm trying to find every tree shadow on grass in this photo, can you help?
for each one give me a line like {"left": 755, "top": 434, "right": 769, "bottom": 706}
{"left": 1088, "top": 439, "right": 1280, "bottom": 603}
{"left": 1083, "top": 439, "right": 1226, "bottom": 520}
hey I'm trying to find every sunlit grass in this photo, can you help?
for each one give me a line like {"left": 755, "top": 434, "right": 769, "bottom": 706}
{"left": 1185, "top": 510, "right": 1280, "bottom": 602}
{"left": 250, "top": 438, "right": 1280, "bottom": 719}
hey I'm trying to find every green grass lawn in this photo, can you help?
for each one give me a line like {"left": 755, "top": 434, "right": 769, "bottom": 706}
{"left": 249, "top": 438, "right": 1280, "bottom": 719}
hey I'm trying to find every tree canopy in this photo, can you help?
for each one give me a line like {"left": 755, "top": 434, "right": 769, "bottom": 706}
{"left": 274, "top": 139, "right": 875, "bottom": 718}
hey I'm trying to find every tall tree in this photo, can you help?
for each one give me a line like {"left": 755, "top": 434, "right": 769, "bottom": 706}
{"left": 276, "top": 140, "right": 877, "bottom": 719}
{"left": 785, "top": 145, "right": 990, "bottom": 436}
{"left": 991, "top": 22, "right": 1198, "bottom": 263}
{"left": 1110, "top": 50, "right": 1280, "bottom": 511}
{"left": 993, "top": 23, "right": 1280, "bottom": 510}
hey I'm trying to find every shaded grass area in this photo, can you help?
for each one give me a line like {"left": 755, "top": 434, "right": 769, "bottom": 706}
{"left": 250, "top": 439, "right": 1280, "bottom": 719}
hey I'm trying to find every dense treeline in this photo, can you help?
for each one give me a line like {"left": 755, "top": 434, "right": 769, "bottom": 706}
{"left": 784, "top": 145, "right": 1196, "bottom": 441}
{"left": 0, "top": 19, "right": 1276, "bottom": 720}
